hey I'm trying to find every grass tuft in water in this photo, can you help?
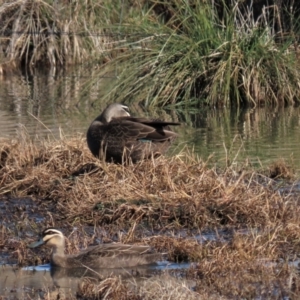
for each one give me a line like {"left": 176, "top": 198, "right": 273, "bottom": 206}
{"left": 0, "top": 0, "right": 128, "bottom": 70}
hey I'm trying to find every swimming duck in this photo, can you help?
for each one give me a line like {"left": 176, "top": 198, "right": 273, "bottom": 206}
{"left": 86, "top": 103, "right": 180, "bottom": 163}
{"left": 28, "top": 228, "right": 163, "bottom": 269}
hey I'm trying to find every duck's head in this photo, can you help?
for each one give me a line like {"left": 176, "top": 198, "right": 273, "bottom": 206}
{"left": 99, "top": 103, "right": 130, "bottom": 123}
{"left": 28, "top": 228, "right": 65, "bottom": 249}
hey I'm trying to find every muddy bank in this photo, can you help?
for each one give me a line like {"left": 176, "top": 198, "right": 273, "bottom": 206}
{"left": 0, "top": 135, "right": 300, "bottom": 298}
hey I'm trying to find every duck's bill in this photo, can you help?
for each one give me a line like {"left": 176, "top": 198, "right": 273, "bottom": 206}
{"left": 28, "top": 239, "right": 45, "bottom": 248}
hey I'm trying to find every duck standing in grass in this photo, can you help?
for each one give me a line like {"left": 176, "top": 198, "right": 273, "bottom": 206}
{"left": 86, "top": 103, "right": 180, "bottom": 163}
{"left": 28, "top": 228, "right": 164, "bottom": 269}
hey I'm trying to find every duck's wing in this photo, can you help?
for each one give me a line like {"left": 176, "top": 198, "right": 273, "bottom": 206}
{"left": 77, "top": 243, "right": 153, "bottom": 260}
{"left": 71, "top": 243, "right": 163, "bottom": 268}
{"left": 113, "top": 116, "right": 180, "bottom": 128}
{"left": 107, "top": 118, "right": 178, "bottom": 142}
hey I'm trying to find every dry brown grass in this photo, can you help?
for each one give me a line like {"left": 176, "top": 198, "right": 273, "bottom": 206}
{"left": 77, "top": 277, "right": 140, "bottom": 300}
{"left": 76, "top": 274, "right": 202, "bottom": 300}
{"left": 1, "top": 133, "right": 300, "bottom": 298}
{"left": 192, "top": 259, "right": 299, "bottom": 298}
{"left": 0, "top": 133, "right": 297, "bottom": 231}
{"left": 267, "top": 159, "right": 295, "bottom": 180}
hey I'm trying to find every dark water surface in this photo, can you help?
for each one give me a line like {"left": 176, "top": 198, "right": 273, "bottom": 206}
{"left": 1, "top": 70, "right": 300, "bottom": 172}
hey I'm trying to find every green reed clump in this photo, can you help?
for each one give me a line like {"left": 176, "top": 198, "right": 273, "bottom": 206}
{"left": 96, "top": 0, "right": 300, "bottom": 107}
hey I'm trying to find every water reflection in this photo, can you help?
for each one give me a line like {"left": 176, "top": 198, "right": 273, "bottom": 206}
{"left": 0, "top": 261, "right": 192, "bottom": 299}
{"left": 1, "top": 70, "right": 300, "bottom": 171}
{"left": 177, "top": 106, "right": 300, "bottom": 171}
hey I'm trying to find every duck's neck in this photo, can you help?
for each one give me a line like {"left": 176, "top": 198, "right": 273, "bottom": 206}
{"left": 94, "top": 113, "right": 107, "bottom": 124}
{"left": 52, "top": 241, "right": 65, "bottom": 257}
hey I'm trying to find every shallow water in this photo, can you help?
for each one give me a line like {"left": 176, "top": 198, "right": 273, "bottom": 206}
{"left": 0, "top": 265, "right": 57, "bottom": 299}
{"left": 0, "top": 262, "right": 193, "bottom": 299}
{"left": 1, "top": 70, "right": 300, "bottom": 172}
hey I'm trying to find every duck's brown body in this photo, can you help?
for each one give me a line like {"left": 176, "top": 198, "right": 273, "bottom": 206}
{"left": 50, "top": 243, "right": 162, "bottom": 269}
{"left": 29, "top": 228, "right": 163, "bottom": 269}
{"left": 86, "top": 104, "right": 180, "bottom": 163}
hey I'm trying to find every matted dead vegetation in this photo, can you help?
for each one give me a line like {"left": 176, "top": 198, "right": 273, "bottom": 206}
{"left": 0, "top": 133, "right": 297, "bottom": 230}
{"left": 76, "top": 275, "right": 201, "bottom": 300}
{"left": 1, "top": 133, "right": 300, "bottom": 298}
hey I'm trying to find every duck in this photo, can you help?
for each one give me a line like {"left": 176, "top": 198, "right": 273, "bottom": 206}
{"left": 28, "top": 228, "right": 164, "bottom": 269}
{"left": 86, "top": 103, "right": 180, "bottom": 163}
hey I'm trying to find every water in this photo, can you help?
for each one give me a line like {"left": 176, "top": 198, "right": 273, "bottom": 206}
{"left": 178, "top": 106, "right": 300, "bottom": 171}
{"left": 0, "top": 263, "right": 194, "bottom": 299}
{"left": 1, "top": 70, "right": 300, "bottom": 172}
